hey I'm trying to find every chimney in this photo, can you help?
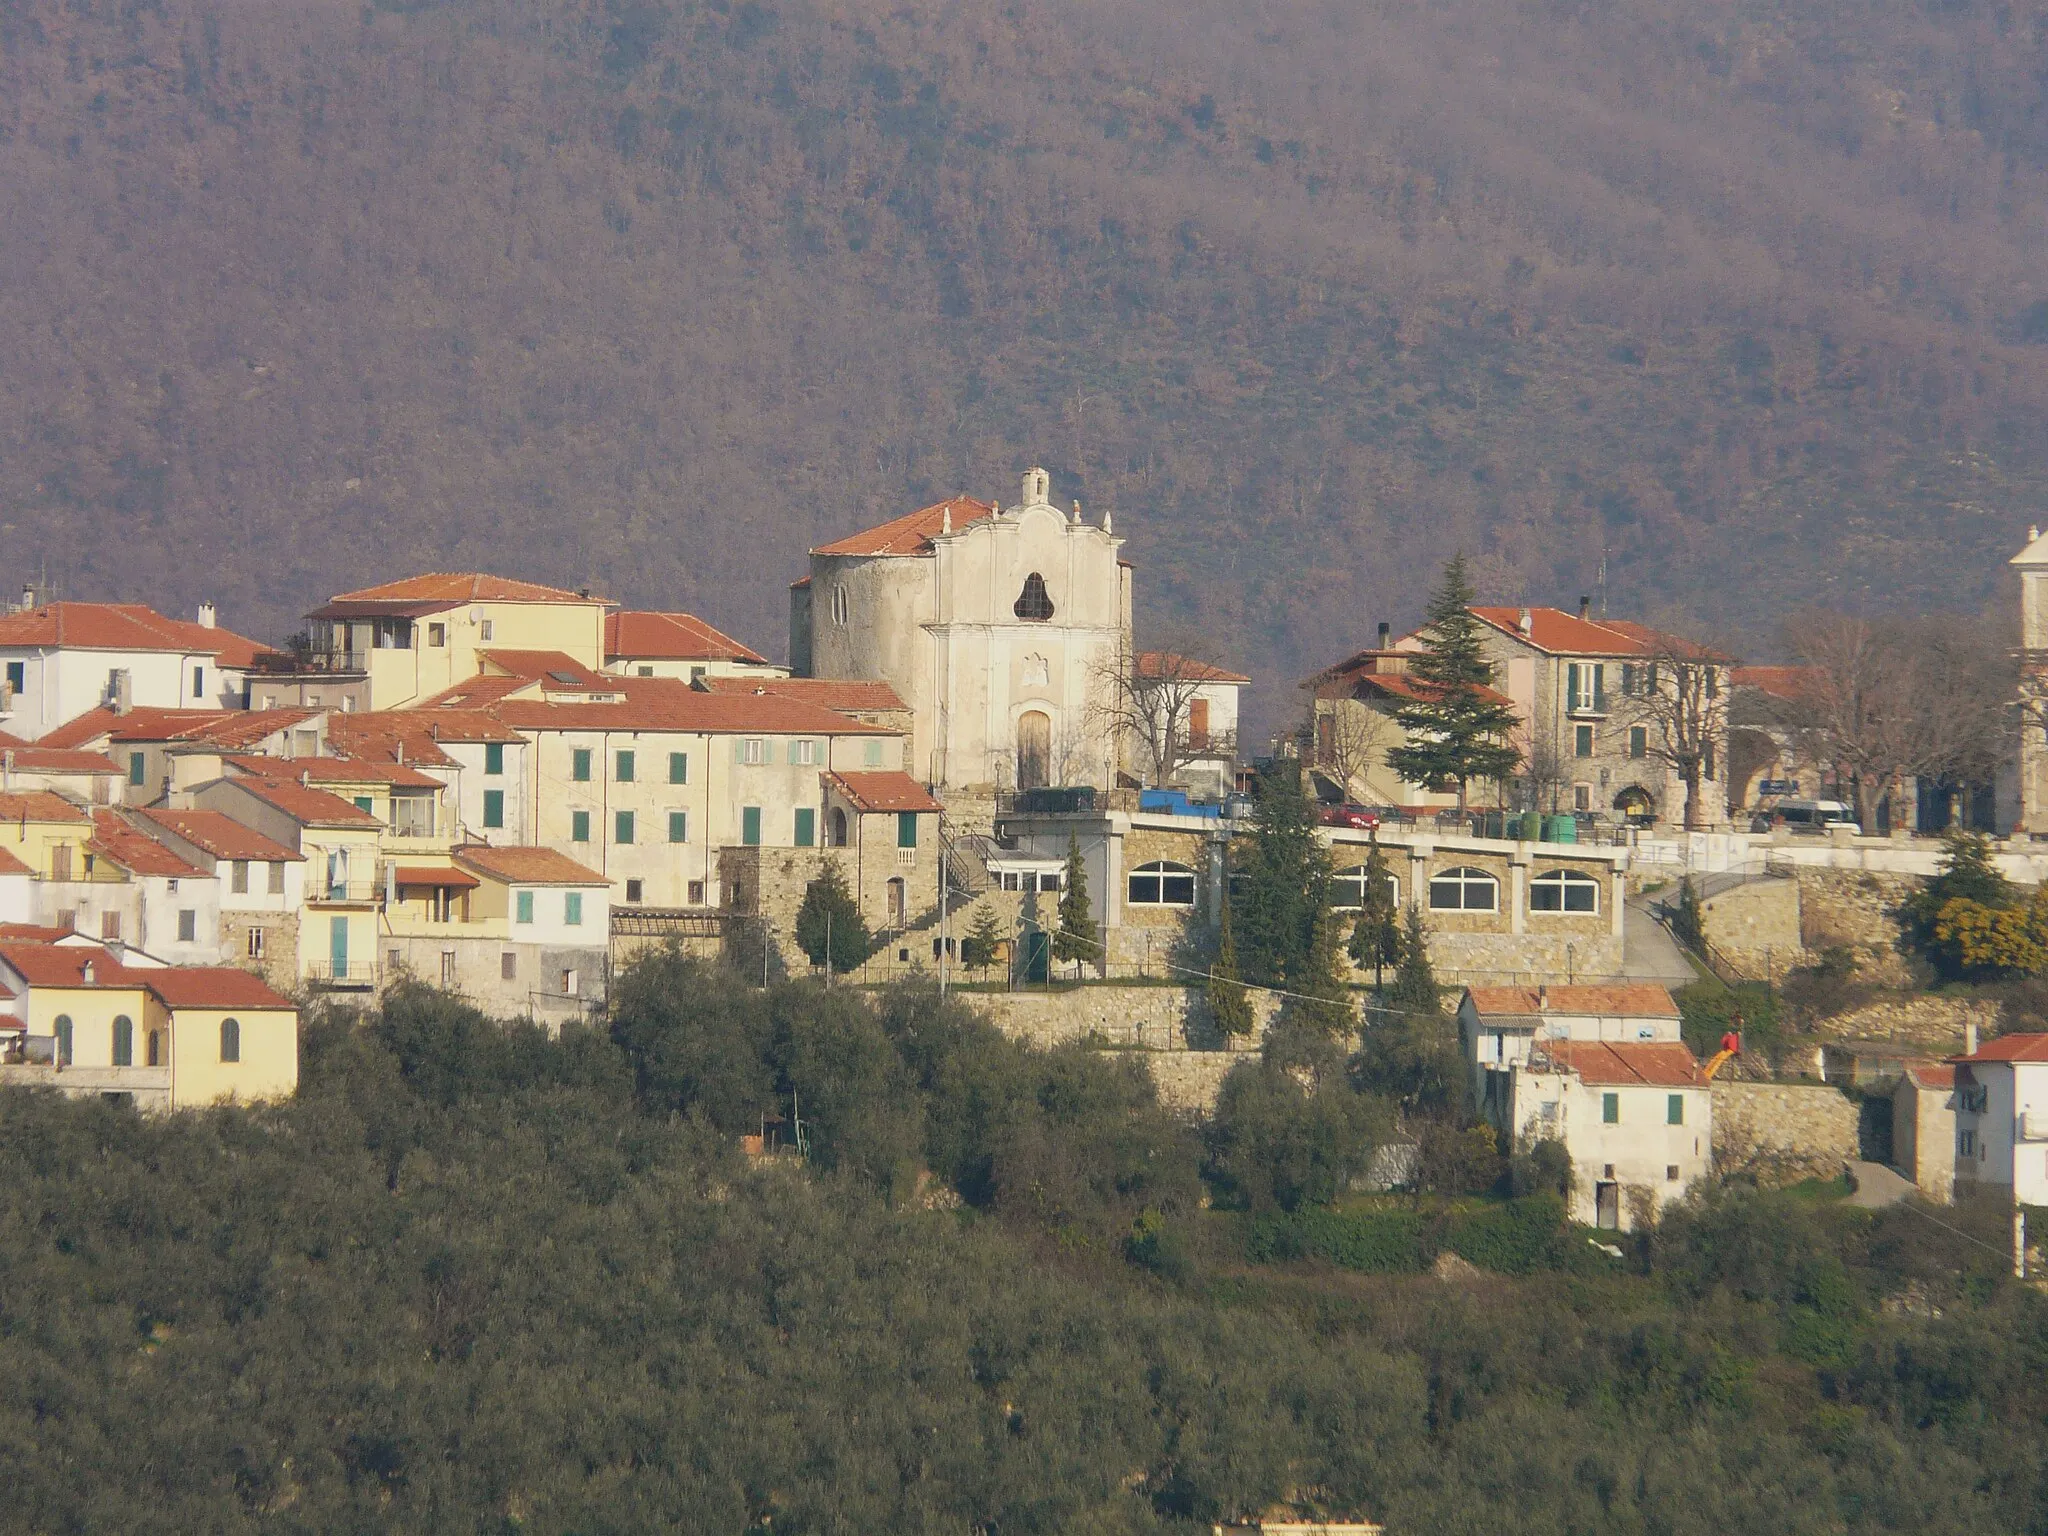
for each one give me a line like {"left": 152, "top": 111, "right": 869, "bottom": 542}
{"left": 81, "top": 960, "right": 95, "bottom": 985}
{"left": 195, "top": 601, "right": 217, "bottom": 630}
{"left": 19, "top": 584, "right": 33, "bottom": 613}
{"left": 395, "top": 741, "right": 404, "bottom": 765}
{"left": 1579, "top": 595, "right": 1592, "bottom": 621}
{"left": 1537, "top": 984, "right": 1548, "bottom": 1008}
{"left": 1518, "top": 607, "right": 1533, "bottom": 637}
{"left": 108, "top": 669, "right": 132, "bottom": 716}
{"left": 1966, "top": 1020, "right": 1979, "bottom": 1057}
{"left": 1377, "top": 622, "right": 1391, "bottom": 650}
{"left": 2, "top": 750, "right": 12, "bottom": 789}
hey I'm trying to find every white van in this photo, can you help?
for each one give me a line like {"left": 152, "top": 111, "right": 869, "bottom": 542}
{"left": 1770, "top": 798, "right": 1858, "bottom": 834}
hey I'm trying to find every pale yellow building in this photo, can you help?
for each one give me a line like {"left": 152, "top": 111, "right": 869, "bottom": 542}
{"left": 604, "top": 610, "right": 783, "bottom": 682}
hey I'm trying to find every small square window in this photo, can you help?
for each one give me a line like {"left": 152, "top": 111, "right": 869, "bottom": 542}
{"left": 638, "top": 665, "right": 655, "bottom": 677}
{"left": 1666, "top": 1164, "right": 1681, "bottom": 1182}
{"left": 1602, "top": 1092, "right": 1619, "bottom": 1125}
{"left": 740, "top": 738, "right": 766, "bottom": 765}
{"left": 427, "top": 622, "right": 446, "bottom": 647}
{"left": 792, "top": 739, "right": 816, "bottom": 766}
{"left": 687, "top": 879, "right": 705, "bottom": 905}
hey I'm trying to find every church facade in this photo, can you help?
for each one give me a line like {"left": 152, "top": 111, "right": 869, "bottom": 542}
{"left": 790, "top": 469, "right": 1132, "bottom": 795}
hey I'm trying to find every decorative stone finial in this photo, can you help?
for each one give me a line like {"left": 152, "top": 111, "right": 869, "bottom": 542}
{"left": 1071, "top": 499, "right": 1081, "bottom": 525}
{"left": 2033, "top": 525, "right": 2041, "bottom": 543}
{"left": 942, "top": 503, "right": 952, "bottom": 535}
{"left": 1102, "top": 507, "right": 1113, "bottom": 534}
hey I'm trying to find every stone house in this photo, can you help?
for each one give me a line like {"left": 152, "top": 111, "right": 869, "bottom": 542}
{"left": 1892, "top": 1062, "right": 1957, "bottom": 1203}
{"left": 1459, "top": 983, "right": 1710, "bottom": 1230}
{"left": 1297, "top": 638, "right": 1485, "bottom": 811}
{"left": 128, "top": 808, "right": 304, "bottom": 989}
{"left": 790, "top": 468, "right": 1131, "bottom": 796}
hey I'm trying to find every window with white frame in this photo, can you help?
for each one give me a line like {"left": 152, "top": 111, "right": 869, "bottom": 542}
{"left": 1529, "top": 869, "right": 1601, "bottom": 914}
{"left": 1427, "top": 866, "right": 1498, "bottom": 912}
{"left": 1330, "top": 864, "right": 1399, "bottom": 911}
{"left": 740, "top": 738, "right": 767, "bottom": 765}
{"left": 832, "top": 586, "right": 850, "bottom": 627}
{"left": 1128, "top": 860, "right": 1196, "bottom": 906}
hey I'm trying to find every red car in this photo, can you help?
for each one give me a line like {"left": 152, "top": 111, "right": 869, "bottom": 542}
{"left": 1319, "top": 805, "right": 1382, "bottom": 830}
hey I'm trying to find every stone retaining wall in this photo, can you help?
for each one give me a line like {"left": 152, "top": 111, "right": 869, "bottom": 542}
{"left": 1793, "top": 869, "right": 1920, "bottom": 985}
{"left": 972, "top": 985, "right": 1278, "bottom": 1051}
{"left": 1713, "top": 1080, "right": 1858, "bottom": 1185}
{"left": 1813, "top": 993, "right": 1997, "bottom": 1052}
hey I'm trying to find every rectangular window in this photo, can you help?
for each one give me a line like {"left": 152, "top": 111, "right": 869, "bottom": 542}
{"left": 668, "top": 810, "right": 688, "bottom": 843}
{"left": 562, "top": 968, "right": 579, "bottom": 996}
{"left": 864, "top": 739, "right": 883, "bottom": 767}
{"left": 231, "top": 859, "right": 249, "bottom": 894}
{"left": 1629, "top": 726, "right": 1647, "bottom": 760}
{"left": 615, "top": 749, "right": 635, "bottom": 782}
{"left": 177, "top": 909, "right": 197, "bottom": 943}
{"left": 479, "top": 619, "right": 494, "bottom": 642}
{"left": 247, "top": 927, "right": 266, "bottom": 959}
{"left": 268, "top": 861, "right": 285, "bottom": 895}
{"left": 192, "top": 665, "right": 205, "bottom": 699}
{"left": 516, "top": 890, "right": 534, "bottom": 924}
{"left": 792, "top": 739, "right": 816, "bottom": 766}
{"left": 688, "top": 879, "right": 705, "bottom": 905}
{"left": 128, "top": 751, "right": 146, "bottom": 787}
{"left": 1621, "top": 663, "right": 1638, "bottom": 697}
{"left": 485, "top": 742, "right": 505, "bottom": 776}
{"left": 1602, "top": 1092, "right": 1620, "bottom": 1124}
{"left": 1667, "top": 1094, "right": 1685, "bottom": 1125}
{"left": 1574, "top": 784, "right": 1591, "bottom": 812}
{"left": 1574, "top": 724, "right": 1594, "bottom": 758}
{"left": 353, "top": 795, "right": 374, "bottom": 815}
{"left": 564, "top": 892, "right": 583, "bottom": 927}
{"left": 794, "top": 807, "right": 815, "bottom": 847}
{"left": 639, "top": 665, "right": 656, "bottom": 677}
{"left": 668, "top": 751, "right": 688, "bottom": 784}
{"left": 570, "top": 810, "right": 591, "bottom": 843}
{"left": 614, "top": 810, "right": 635, "bottom": 844}
{"left": 501, "top": 951, "right": 517, "bottom": 980}
{"left": 742, "top": 806, "right": 762, "bottom": 846}
{"left": 482, "top": 789, "right": 504, "bottom": 829}
{"left": 898, "top": 811, "right": 918, "bottom": 849}
{"left": 572, "top": 748, "right": 592, "bottom": 782}
{"left": 102, "top": 911, "right": 121, "bottom": 941}
{"left": 427, "top": 622, "right": 446, "bottom": 647}
{"left": 740, "top": 738, "right": 767, "bottom": 765}
{"left": 3, "top": 661, "right": 21, "bottom": 693}
{"left": 1567, "top": 663, "right": 1583, "bottom": 713}
{"left": 625, "top": 879, "right": 643, "bottom": 904}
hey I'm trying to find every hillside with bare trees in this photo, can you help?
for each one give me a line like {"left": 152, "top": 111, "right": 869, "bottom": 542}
{"left": 4, "top": 0, "right": 2047, "bottom": 724}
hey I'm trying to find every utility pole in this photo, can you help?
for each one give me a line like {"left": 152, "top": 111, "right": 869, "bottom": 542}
{"left": 939, "top": 840, "right": 949, "bottom": 1000}
{"left": 2017, "top": 1202, "right": 2028, "bottom": 1281}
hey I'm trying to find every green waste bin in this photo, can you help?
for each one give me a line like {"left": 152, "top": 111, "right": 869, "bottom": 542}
{"left": 1545, "top": 813, "right": 1578, "bottom": 844}
{"left": 1518, "top": 811, "right": 1543, "bottom": 842}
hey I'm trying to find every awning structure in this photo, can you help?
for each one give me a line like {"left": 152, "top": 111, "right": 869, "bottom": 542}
{"left": 392, "top": 866, "right": 480, "bottom": 889}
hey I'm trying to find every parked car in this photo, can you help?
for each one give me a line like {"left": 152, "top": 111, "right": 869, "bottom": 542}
{"left": 1319, "top": 804, "right": 1382, "bottom": 830}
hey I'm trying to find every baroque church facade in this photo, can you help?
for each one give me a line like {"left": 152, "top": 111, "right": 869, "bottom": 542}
{"left": 790, "top": 469, "right": 1132, "bottom": 795}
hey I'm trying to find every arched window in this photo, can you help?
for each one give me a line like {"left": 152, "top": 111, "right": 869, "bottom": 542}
{"left": 1428, "top": 866, "right": 1498, "bottom": 912}
{"left": 830, "top": 807, "right": 849, "bottom": 847}
{"left": 146, "top": 1029, "right": 162, "bottom": 1067}
{"left": 219, "top": 1017, "right": 241, "bottom": 1064}
{"left": 1530, "top": 869, "right": 1601, "bottom": 914}
{"left": 1330, "top": 864, "right": 1399, "bottom": 911}
{"left": 886, "top": 878, "right": 907, "bottom": 925}
{"left": 111, "top": 1015, "right": 133, "bottom": 1067}
{"left": 1129, "top": 861, "right": 1197, "bottom": 906}
{"left": 1013, "top": 573, "right": 1055, "bottom": 622}
{"left": 831, "top": 585, "right": 850, "bottom": 627}
{"left": 53, "top": 1015, "right": 72, "bottom": 1066}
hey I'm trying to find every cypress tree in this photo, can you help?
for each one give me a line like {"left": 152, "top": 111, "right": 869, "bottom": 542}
{"left": 1234, "top": 757, "right": 1328, "bottom": 988}
{"left": 1051, "top": 836, "right": 1098, "bottom": 976}
{"left": 1347, "top": 837, "right": 1403, "bottom": 989}
{"left": 1386, "top": 904, "right": 1440, "bottom": 1022}
{"left": 794, "top": 861, "right": 870, "bottom": 974}
{"left": 1386, "top": 554, "right": 1524, "bottom": 808}
{"left": 1298, "top": 873, "right": 1357, "bottom": 1036}
{"left": 1208, "top": 888, "right": 1255, "bottom": 1038}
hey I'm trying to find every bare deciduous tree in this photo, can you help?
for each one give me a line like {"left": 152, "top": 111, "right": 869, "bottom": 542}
{"left": 1620, "top": 636, "right": 1735, "bottom": 831}
{"left": 1102, "top": 645, "right": 1238, "bottom": 788}
{"left": 1301, "top": 698, "right": 1397, "bottom": 802}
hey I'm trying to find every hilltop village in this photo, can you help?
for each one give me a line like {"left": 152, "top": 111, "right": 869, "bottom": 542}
{"left": 5, "top": 468, "right": 2048, "bottom": 1235}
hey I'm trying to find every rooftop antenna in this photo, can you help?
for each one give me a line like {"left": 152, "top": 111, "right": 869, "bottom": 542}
{"left": 1598, "top": 544, "right": 1608, "bottom": 619}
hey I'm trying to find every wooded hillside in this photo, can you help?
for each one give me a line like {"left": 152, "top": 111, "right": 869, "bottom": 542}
{"left": 4, "top": 0, "right": 2046, "bottom": 722}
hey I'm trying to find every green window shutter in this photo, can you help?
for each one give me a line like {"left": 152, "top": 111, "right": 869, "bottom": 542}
{"left": 794, "top": 808, "right": 815, "bottom": 847}
{"left": 1574, "top": 725, "right": 1594, "bottom": 758}
{"left": 615, "top": 810, "right": 635, "bottom": 844}
{"left": 572, "top": 748, "right": 592, "bottom": 782}
{"left": 485, "top": 742, "right": 504, "bottom": 776}
{"left": 669, "top": 751, "right": 688, "bottom": 784}
{"left": 565, "top": 892, "right": 583, "bottom": 926}
{"left": 667, "top": 810, "right": 687, "bottom": 843}
{"left": 742, "top": 807, "right": 761, "bottom": 846}
{"left": 354, "top": 795, "right": 374, "bottom": 815}
{"left": 482, "top": 790, "right": 504, "bottom": 829}
{"left": 615, "top": 750, "right": 635, "bottom": 783}
{"left": 128, "top": 751, "right": 146, "bottom": 787}
{"left": 1668, "top": 1094, "right": 1684, "bottom": 1125}
{"left": 864, "top": 739, "right": 882, "bottom": 767}
{"left": 1602, "top": 1092, "right": 1619, "bottom": 1125}
{"left": 897, "top": 811, "right": 918, "bottom": 849}
{"left": 570, "top": 810, "right": 590, "bottom": 843}
{"left": 1629, "top": 726, "right": 1647, "bottom": 760}
{"left": 516, "top": 890, "right": 534, "bottom": 924}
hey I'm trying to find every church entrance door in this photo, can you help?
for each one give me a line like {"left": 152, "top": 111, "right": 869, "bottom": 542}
{"left": 1017, "top": 711, "right": 1052, "bottom": 791}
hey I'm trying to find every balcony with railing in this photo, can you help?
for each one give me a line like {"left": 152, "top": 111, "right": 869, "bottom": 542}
{"left": 247, "top": 649, "right": 370, "bottom": 677}
{"left": 304, "top": 960, "right": 379, "bottom": 989}
{"left": 306, "top": 877, "right": 381, "bottom": 906}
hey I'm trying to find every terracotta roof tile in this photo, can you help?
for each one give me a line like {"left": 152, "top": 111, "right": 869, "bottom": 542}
{"left": 454, "top": 845, "right": 609, "bottom": 886}
{"left": 1465, "top": 984, "right": 1679, "bottom": 1018}
{"left": 489, "top": 678, "right": 895, "bottom": 737}
{"left": 0, "top": 942, "right": 153, "bottom": 990}
{"left": 226, "top": 754, "right": 442, "bottom": 790}
{"left": 1732, "top": 665, "right": 1819, "bottom": 702}
{"left": 325, "top": 573, "right": 606, "bottom": 606}
{"left": 320, "top": 715, "right": 463, "bottom": 768}
{"left": 89, "top": 811, "right": 209, "bottom": 879}
{"left": 1135, "top": 651, "right": 1250, "bottom": 684}
{"left": 392, "top": 865, "right": 479, "bottom": 888}
{"left": 140, "top": 966, "right": 296, "bottom": 1010}
{"left": 221, "top": 774, "right": 383, "bottom": 829}
{"left": 813, "top": 497, "right": 997, "bottom": 557}
{"left": 0, "top": 791, "right": 92, "bottom": 824}
{"left": 69, "top": 707, "right": 320, "bottom": 750}
{"left": 606, "top": 611, "right": 769, "bottom": 665}
{"left": 479, "top": 650, "right": 612, "bottom": 688}
{"left": 1465, "top": 607, "right": 1723, "bottom": 661}
{"left": 1955, "top": 1034, "right": 2048, "bottom": 1064}
{"left": 1532, "top": 1039, "right": 1707, "bottom": 1087}
{"left": 133, "top": 809, "right": 302, "bottom": 863}
{"left": 825, "top": 770, "right": 942, "bottom": 813}
{"left": 0, "top": 602, "right": 271, "bottom": 664}
{"left": 0, "top": 849, "right": 33, "bottom": 877}
{"left": 0, "top": 745, "right": 121, "bottom": 776}
{"left": 1904, "top": 1062, "right": 1957, "bottom": 1089}
{"left": 416, "top": 677, "right": 542, "bottom": 710}
{"left": 702, "top": 676, "right": 908, "bottom": 712}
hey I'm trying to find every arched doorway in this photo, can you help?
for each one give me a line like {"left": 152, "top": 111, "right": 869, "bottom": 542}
{"left": 887, "top": 877, "right": 907, "bottom": 926}
{"left": 830, "top": 807, "right": 849, "bottom": 847}
{"left": 1613, "top": 785, "right": 1656, "bottom": 826}
{"left": 1017, "top": 711, "right": 1052, "bottom": 791}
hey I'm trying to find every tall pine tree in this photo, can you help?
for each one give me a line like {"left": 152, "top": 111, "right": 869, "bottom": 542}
{"left": 1233, "top": 758, "right": 1330, "bottom": 989}
{"left": 1051, "top": 836, "right": 1098, "bottom": 977}
{"left": 1386, "top": 554, "right": 1524, "bottom": 808}
{"left": 1208, "top": 885, "right": 1255, "bottom": 1037}
{"left": 1347, "top": 837, "right": 1403, "bottom": 989}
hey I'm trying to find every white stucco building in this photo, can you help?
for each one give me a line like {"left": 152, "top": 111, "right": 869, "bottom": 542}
{"left": 790, "top": 468, "right": 1132, "bottom": 795}
{"left": 0, "top": 600, "right": 272, "bottom": 740}
{"left": 1952, "top": 1033, "right": 2048, "bottom": 1205}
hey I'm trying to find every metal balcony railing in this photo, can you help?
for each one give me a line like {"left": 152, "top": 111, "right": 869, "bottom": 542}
{"left": 305, "top": 961, "right": 379, "bottom": 988}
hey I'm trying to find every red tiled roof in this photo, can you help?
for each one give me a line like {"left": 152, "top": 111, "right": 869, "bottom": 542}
{"left": 0, "top": 942, "right": 153, "bottom": 990}
{"left": 606, "top": 611, "right": 769, "bottom": 665}
{"left": 1954, "top": 1034, "right": 2048, "bottom": 1064}
{"left": 133, "top": 809, "right": 302, "bottom": 863}
{"left": 479, "top": 650, "right": 612, "bottom": 688}
{"left": 1465, "top": 606, "right": 1721, "bottom": 660}
{"left": 325, "top": 573, "right": 606, "bottom": 606}
{"left": 140, "top": 966, "right": 295, "bottom": 1010}
{"left": 1732, "top": 665, "right": 1818, "bottom": 703}
{"left": 0, "top": 922, "right": 76, "bottom": 942}
{"left": 64, "top": 707, "right": 319, "bottom": 750}
{"left": 1135, "top": 651, "right": 1250, "bottom": 684}
{"left": 89, "top": 812, "right": 208, "bottom": 879}
{"left": 374, "top": 709, "right": 524, "bottom": 746}
{"left": 813, "top": 497, "right": 997, "bottom": 557}
{"left": 0, "top": 849, "right": 33, "bottom": 877}
{"left": 825, "top": 770, "right": 942, "bottom": 813}
{"left": 226, "top": 754, "right": 442, "bottom": 790}
{"left": 454, "top": 845, "right": 608, "bottom": 886}
{"left": 0, "top": 744, "right": 121, "bottom": 776}
{"left": 320, "top": 714, "right": 463, "bottom": 768}
{"left": 1532, "top": 1039, "right": 1707, "bottom": 1087}
{"left": 489, "top": 678, "right": 895, "bottom": 737}
{"left": 0, "top": 602, "right": 272, "bottom": 664}
{"left": 1465, "top": 984, "right": 1679, "bottom": 1019}
{"left": 702, "top": 676, "right": 908, "bottom": 712}
{"left": 415, "top": 676, "right": 542, "bottom": 710}
{"left": 1903, "top": 1062, "right": 1957, "bottom": 1090}
{"left": 0, "top": 791, "right": 91, "bottom": 824}
{"left": 220, "top": 774, "right": 382, "bottom": 829}
{"left": 393, "top": 865, "right": 479, "bottom": 889}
